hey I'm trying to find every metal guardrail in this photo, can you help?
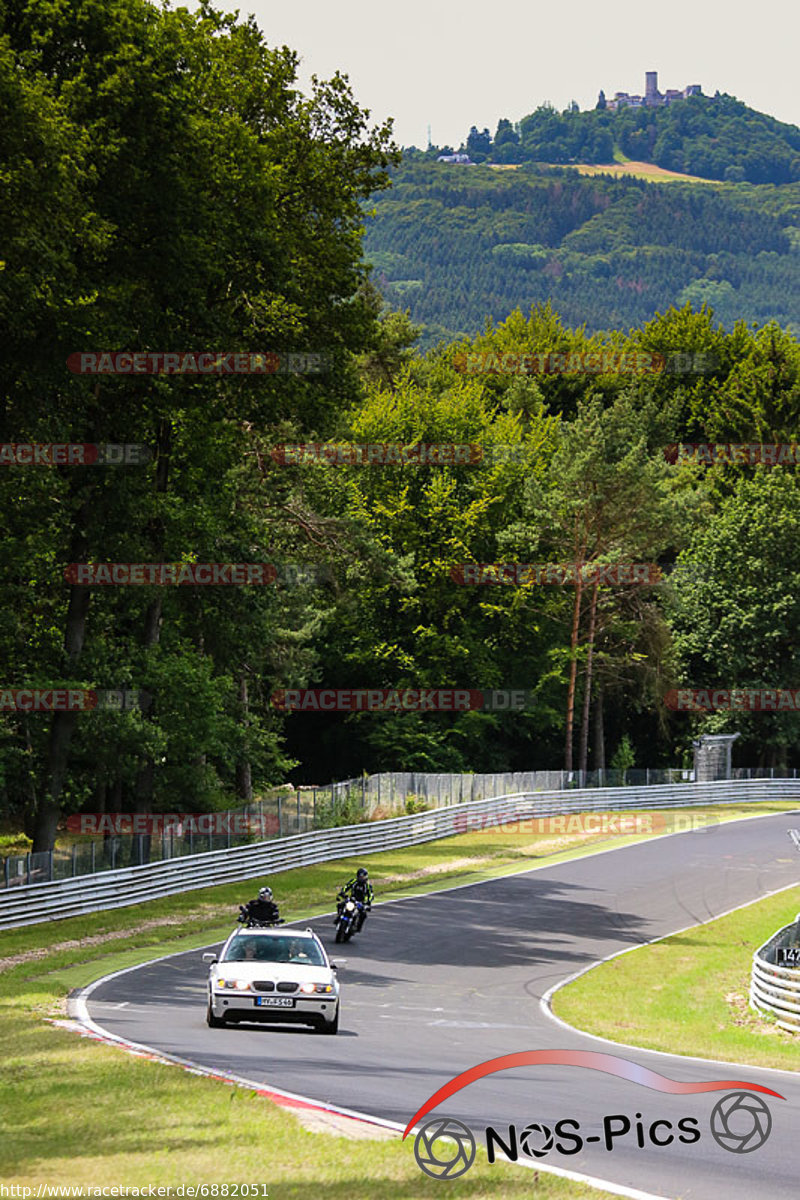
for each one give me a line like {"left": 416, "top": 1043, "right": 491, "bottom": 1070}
{"left": 6, "top": 766, "right": 797, "bottom": 891}
{"left": 1, "top": 777, "right": 797, "bottom": 931}
{"left": 750, "top": 911, "right": 800, "bottom": 1033}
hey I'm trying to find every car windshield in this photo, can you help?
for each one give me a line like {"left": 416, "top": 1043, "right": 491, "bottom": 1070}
{"left": 222, "top": 936, "right": 325, "bottom": 966}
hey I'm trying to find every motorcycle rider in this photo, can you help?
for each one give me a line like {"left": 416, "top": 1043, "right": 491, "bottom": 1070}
{"left": 336, "top": 867, "right": 374, "bottom": 931}
{"left": 239, "top": 886, "right": 281, "bottom": 926}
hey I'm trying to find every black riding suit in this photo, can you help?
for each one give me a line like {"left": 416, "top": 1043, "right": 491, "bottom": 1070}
{"left": 241, "top": 897, "right": 281, "bottom": 924}
{"left": 337, "top": 877, "right": 374, "bottom": 929}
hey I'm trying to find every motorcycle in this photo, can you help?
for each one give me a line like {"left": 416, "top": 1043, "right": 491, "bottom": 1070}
{"left": 334, "top": 897, "right": 366, "bottom": 943}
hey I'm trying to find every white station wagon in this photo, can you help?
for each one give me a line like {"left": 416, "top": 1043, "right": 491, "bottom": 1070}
{"left": 204, "top": 926, "right": 340, "bottom": 1034}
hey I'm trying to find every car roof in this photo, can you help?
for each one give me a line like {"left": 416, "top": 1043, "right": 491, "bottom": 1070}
{"left": 229, "top": 927, "right": 316, "bottom": 940}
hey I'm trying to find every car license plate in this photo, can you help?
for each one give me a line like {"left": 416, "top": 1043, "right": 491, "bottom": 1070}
{"left": 256, "top": 996, "right": 295, "bottom": 1007}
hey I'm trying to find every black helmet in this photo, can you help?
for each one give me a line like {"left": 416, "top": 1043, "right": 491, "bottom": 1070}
{"left": 356, "top": 867, "right": 368, "bottom": 881}
{"left": 258, "top": 886, "right": 273, "bottom": 901}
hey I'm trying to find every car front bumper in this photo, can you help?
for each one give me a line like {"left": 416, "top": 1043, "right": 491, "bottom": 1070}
{"left": 210, "top": 990, "right": 338, "bottom": 1024}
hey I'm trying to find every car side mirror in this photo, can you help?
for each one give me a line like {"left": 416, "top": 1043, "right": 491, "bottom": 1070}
{"left": 202, "top": 953, "right": 218, "bottom": 963}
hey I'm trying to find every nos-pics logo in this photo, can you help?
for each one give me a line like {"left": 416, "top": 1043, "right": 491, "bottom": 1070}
{"left": 404, "top": 1050, "right": 783, "bottom": 1180}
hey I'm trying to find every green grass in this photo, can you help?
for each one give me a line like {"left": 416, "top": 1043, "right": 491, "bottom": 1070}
{"left": 553, "top": 885, "right": 800, "bottom": 1071}
{"left": 2, "top": 798, "right": 798, "bottom": 1192}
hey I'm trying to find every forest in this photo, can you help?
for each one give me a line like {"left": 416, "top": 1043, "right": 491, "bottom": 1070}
{"left": 364, "top": 162, "right": 800, "bottom": 347}
{"left": 2, "top": 0, "right": 800, "bottom": 851}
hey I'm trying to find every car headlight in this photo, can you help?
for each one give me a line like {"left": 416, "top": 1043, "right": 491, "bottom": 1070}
{"left": 299, "top": 982, "right": 335, "bottom": 994}
{"left": 218, "top": 979, "right": 252, "bottom": 990}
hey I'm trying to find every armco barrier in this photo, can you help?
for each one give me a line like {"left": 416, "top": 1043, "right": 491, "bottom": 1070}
{"left": 1, "top": 777, "right": 798, "bottom": 930}
{"left": 750, "top": 913, "right": 800, "bottom": 1032}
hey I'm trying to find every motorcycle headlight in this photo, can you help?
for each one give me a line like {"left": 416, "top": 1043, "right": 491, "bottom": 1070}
{"left": 345, "top": 901, "right": 355, "bottom": 911}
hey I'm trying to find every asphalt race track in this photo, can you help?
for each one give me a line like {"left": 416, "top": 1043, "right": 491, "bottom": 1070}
{"left": 81, "top": 813, "right": 800, "bottom": 1199}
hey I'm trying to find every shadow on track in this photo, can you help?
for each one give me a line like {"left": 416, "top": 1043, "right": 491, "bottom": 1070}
{"left": 313, "top": 874, "right": 652, "bottom": 973}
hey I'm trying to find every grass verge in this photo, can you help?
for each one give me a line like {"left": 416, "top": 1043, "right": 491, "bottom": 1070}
{"left": 552, "top": 884, "right": 800, "bottom": 1072}
{"left": 2, "top": 799, "right": 797, "bottom": 1193}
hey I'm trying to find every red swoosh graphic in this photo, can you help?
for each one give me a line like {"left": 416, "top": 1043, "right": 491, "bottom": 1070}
{"left": 401, "top": 1050, "right": 784, "bottom": 1138}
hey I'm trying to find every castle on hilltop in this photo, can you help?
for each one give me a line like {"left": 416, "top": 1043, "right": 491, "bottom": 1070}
{"left": 599, "top": 72, "right": 702, "bottom": 112}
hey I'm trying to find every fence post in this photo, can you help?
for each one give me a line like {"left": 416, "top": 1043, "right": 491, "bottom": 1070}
{"left": 4, "top": 855, "right": 8, "bottom": 889}
{"left": 278, "top": 795, "right": 283, "bottom": 837}
{"left": 313, "top": 789, "right": 317, "bottom": 828}
{"left": 297, "top": 790, "right": 301, "bottom": 831}
{"left": 72, "top": 844, "right": 77, "bottom": 876}
{"left": 26, "top": 852, "right": 31, "bottom": 885}
{"left": 91, "top": 842, "right": 96, "bottom": 874}
{"left": 362, "top": 774, "right": 366, "bottom": 811}
{"left": 226, "top": 814, "right": 231, "bottom": 851}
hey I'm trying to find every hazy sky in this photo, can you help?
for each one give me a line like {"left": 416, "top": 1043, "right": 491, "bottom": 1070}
{"left": 238, "top": 0, "right": 799, "bottom": 148}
